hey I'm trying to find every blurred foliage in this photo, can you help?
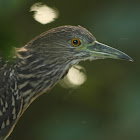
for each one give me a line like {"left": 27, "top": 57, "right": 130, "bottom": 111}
{"left": 0, "top": 0, "right": 139, "bottom": 140}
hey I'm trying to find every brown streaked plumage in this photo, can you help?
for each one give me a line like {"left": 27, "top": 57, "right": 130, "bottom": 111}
{"left": 0, "top": 25, "right": 133, "bottom": 140}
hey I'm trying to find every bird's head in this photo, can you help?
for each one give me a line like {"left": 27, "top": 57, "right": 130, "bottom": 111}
{"left": 30, "top": 25, "right": 133, "bottom": 65}
{"left": 22, "top": 25, "right": 133, "bottom": 76}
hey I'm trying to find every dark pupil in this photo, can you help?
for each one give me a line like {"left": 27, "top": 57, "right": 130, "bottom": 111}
{"left": 73, "top": 40, "right": 78, "bottom": 45}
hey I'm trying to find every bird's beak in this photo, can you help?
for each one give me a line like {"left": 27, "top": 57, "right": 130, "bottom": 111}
{"left": 87, "top": 41, "right": 133, "bottom": 61}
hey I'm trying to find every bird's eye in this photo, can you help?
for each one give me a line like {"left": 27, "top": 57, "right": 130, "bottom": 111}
{"left": 71, "top": 38, "right": 81, "bottom": 47}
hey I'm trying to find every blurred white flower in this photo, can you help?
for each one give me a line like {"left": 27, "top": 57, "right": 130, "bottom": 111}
{"left": 60, "top": 65, "right": 87, "bottom": 88}
{"left": 30, "top": 2, "right": 59, "bottom": 24}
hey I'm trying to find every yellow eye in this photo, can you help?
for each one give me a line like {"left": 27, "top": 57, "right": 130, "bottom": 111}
{"left": 71, "top": 38, "right": 81, "bottom": 47}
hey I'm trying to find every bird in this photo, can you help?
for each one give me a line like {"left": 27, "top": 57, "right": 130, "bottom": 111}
{"left": 0, "top": 25, "right": 133, "bottom": 140}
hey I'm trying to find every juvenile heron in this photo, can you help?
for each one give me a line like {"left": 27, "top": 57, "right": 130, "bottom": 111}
{"left": 0, "top": 25, "right": 133, "bottom": 139}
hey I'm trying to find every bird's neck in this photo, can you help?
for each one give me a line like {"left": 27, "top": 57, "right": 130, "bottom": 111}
{"left": 16, "top": 46, "right": 70, "bottom": 110}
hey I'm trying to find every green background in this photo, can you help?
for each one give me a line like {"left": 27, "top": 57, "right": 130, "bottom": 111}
{"left": 0, "top": 0, "right": 139, "bottom": 140}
